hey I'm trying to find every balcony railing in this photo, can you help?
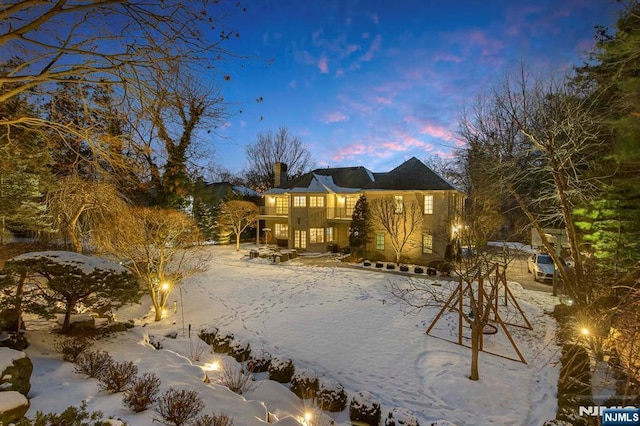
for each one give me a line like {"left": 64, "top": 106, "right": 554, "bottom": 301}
{"left": 259, "top": 207, "right": 353, "bottom": 219}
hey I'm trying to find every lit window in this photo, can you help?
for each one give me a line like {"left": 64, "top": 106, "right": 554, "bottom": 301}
{"left": 293, "top": 196, "right": 306, "bottom": 207}
{"left": 422, "top": 234, "right": 433, "bottom": 254}
{"left": 424, "top": 195, "right": 433, "bottom": 215}
{"left": 394, "top": 195, "right": 404, "bottom": 213}
{"left": 309, "top": 228, "right": 325, "bottom": 243}
{"left": 309, "top": 196, "right": 325, "bottom": 207}
{"left": 276, "top": 197, "right": 288, "bottom": 215}
{"left": 294, "top": 230, "right": 307, "bottom": 248}
{"left": 345, "top": 196, "right": 358, "bottom": 216}
{"left": 326, "top": 227, "right": 334, "bottom": 242}
{"left": 274, "top": 223, "right": 288, "bottom": 239}
{"left": 376, "top": 232, "right": 385, "bottom": 250}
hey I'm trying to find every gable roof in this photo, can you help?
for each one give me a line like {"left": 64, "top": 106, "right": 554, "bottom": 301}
{"left": 363, "top": 157, "right": 457, "bottom": 191}
{"left": 264, "top": 166, "right": 374, "bottom": 194}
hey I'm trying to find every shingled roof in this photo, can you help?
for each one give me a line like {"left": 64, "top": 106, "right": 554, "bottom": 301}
{"left": 263, "top": 157, "right": 458, "bottom": 194}
{"left": 363, "top": 157, "right": 457, "bottom": 191}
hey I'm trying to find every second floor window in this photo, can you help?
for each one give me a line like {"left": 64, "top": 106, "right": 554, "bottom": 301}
{"left": 394, "top": 195, "right": 404, "bottom": 213}
{"left": 293, "top": 196, "right": 306, "bottom": 207}
{"left": 424, "top": 195, "right": 434, "bottom": 215}
{"left": 309, "top": 196, "right": 325, "bottom": 207}
{"left": 276, "top": 197, "right": 288, "bottom": 215}
{"left": 345, "top": 196, "right": 358, "bottom": 216}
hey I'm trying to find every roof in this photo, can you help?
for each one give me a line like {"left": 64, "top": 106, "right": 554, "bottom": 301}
{"left": 263, "top": 157, "right": 460, "bottom": 194}
{"left": 363, "top": 157, "right": 458, "bottom": 191}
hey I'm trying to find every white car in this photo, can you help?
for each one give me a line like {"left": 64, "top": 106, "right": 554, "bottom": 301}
{"left": 527, "top": 253, "right": 568, "bottom": 283}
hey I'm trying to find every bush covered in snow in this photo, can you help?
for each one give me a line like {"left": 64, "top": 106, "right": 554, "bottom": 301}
{"left": 247, "top": 349, "right": 272, "bottom": 373}
{"left": 98, "top": 360, "right": 138, "bottom": 393}
{"left": 154, "top": 387, "right": 204, "bottom": 426}
{"left": 349, "top": 391, "right": 381, "bottom": 425}
{"left": 290, "top": 368, "right": 319, "bottom": 399}
{"left": 316, "top": 378, "right": 347, "bottom": 412}
{"left": 268, "top": 356, "right": 295, "bottom": 383}
{"left": 198, "top": 327, "right": 219, "bottom": 346}
{"left": 212, "top": 331, "right": 235, "bottom": 354}
{"left": 385, "top": 407, "right": 420, "bottom": 426}
{"left": 193, "top": 412, "right": 236, "bottom": 426}
{"left": 228, "top": 338, "right": 251, "bottom": 362}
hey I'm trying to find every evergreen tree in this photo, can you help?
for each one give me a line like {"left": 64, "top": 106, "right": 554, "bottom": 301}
{"left": 349, "top": 195, "right": 372, "bottom": 258}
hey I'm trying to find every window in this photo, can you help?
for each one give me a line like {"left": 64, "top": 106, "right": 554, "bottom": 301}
{"left": 422, "top": 233, "right": 433, "bottom": 254}
{"left": 376, "top": 232, "right": 385, "bottom": 250}
{"left": 326, "top": 227, "right": 334, "bottom": 242}
{"left": 345, "top": 196, "right": 358, "bottom": 216}
{"left": 424, "top": 195, "right": 434, "bottom": 215}
{"left": 394, "top": 195, "right": 404, "bottom": 213}
{"left": 274, "top": 223, "right": 288, "bottom": 239}
{"left": 310, "top": 228, "right": 324, "bottom": 243}
{"left": 294, "top": 230, "right": 307, "bottom": 248}
{"left": 309, "top": 196, "right": 325, "bottom": 207}
{"left": 276, "top": 197, "right": 288, "bottom": 215}
{"left": 293, "top": 196, "right": 306, "bottom": 207}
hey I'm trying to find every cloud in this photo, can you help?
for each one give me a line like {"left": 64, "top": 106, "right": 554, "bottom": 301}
{"left": 317, "top": 55, "right": 329, "bottom": 73}
{"left": 323, "top": 111, "right": 349, "bottom": 124}
{"left": 332, "top": 143, "right": 371, "bottom": 161}
{"left": 361, "top": 34, "right": 382, "bottom": 62}
{"left": 369, "top": 13, "right": 379, "bottom": 24}
{"left": 288, "top": 80, "right": 298, "bottom": 89}
{"left": 375, "top": 96, "right": 393, "bottom": 105}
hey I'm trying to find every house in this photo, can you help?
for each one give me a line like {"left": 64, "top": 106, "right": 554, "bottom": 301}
{"left": 259, "top": 157, "right": 465, "bottom": 264}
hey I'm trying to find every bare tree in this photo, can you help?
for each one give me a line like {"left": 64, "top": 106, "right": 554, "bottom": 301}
{"left": 217, "top": 200, "right": 259, "bottom": 251}
{"left": 458, "top": 64, "right": 607, "bottom": 304}
{"left": 47, "top": 176, "right": 130, "bottom": 253}
{"left": 244, "top": 127, "right": 314, "bottom": 191}
{"left": 95, "top": 207, "right": 208, "bottom": 321}
{"left": 369, "top": 197, "right": 423, "bottom": 264}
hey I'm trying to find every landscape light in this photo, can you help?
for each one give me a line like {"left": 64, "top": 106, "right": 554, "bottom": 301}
{"left": 580, "top": 327, "right": 590, "bottom": 336}
{"left": 161, "top": 282, "right": 170, "bottom": 292}
{"left": 204, "top": 360, "right": 220, "bottom": 371}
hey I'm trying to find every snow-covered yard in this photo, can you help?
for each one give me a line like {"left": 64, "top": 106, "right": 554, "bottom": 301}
{"left": 18, "top": 244, "right": 561, "bottom": 425}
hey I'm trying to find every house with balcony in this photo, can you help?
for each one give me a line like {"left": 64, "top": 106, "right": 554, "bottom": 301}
{"left": 259, "top": 157, "right": 465, "bottom": 264}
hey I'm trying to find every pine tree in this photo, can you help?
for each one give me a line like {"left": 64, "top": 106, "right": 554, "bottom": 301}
{"left": 348, "top": 195, "right": 372, "bottom": 258}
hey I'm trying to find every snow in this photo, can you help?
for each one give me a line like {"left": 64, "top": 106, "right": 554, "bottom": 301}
{"left": 0, "top": 390, "right": 28, "bottom": 412}
{"left": 0, "top": 347, "right": 26, "bottom": 373}
{"left": 9, "top": 251, "right": 129, "bottom": 275}
{"left": 5, "top": 244, "right": 561, "bottom": 425}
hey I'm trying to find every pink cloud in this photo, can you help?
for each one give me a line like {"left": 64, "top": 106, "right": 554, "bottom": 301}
{"left": 433, "top": 52, "right": 463, "bottom": 63}
{"left": 362, "top": 32, "right": 370, "bottom": 39}
{"left": 418, "top": 124, "right": 455, "bottom": 141}
{"left": 332, "top": 143, "right": 371, "bottom": 161}
{"left": 375, "top": 96, "right": 393, "bottom": 105}
{"left": 361, "top": 34, "right": 382, "bottom": 62}
{"left": 323, "top": 111, "right": 349, "bottom": 124}
{"left": 369, "top": 13, "right": 379, "bottom": 24}
{"left": 317, "top": 55, "right": 329, "bottom": 73}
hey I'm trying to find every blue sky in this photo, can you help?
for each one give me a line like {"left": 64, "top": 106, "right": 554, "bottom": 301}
{"left": 209, "top": 0, "right": 622, "bottom": 175}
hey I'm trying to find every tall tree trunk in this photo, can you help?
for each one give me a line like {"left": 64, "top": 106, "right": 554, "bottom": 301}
{"left": 62, "top": 300, "right": 76, "bottom": 334}
{"left": 470, "top": 323, "right": 480, "bottom": 380}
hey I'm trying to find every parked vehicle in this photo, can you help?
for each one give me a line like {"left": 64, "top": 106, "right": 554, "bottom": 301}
{"left": 527, "top": 253, "right": 569, "bottom": 283}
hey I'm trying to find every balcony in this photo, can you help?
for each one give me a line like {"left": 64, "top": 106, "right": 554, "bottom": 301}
{"left": 259, "top": 207, "right": 353, "bottom": 220}
{"left": 260, "top": 206, "right": 288, "bottom": 216}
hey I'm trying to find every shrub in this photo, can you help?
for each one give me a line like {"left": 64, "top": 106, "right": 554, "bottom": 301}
{"left": 212, "top": 331, "right": 234, "bottom": 354}
{"left": 386, "top": 263, "right": 396, "bottom": 270}
{"left": 558, "top": 343, "right": 591, "bottom": 395}
{"left": 74, "top": 350, "right": 113, "bottom": 378}
{"left": 268, "top": 356, "right": 295, "bottom": 383}
{"left": 98, "top": 360, "right": 138, "bottom": 393}
{"left": 399, "top": 265, "right": 409, "bottom": 272}
{"left": 375, "top": 262, "right": 384, "bottom": 268}
{"left": 198, "top": 327, "right": 218, "bottom": 346}
{"left": 54, "top": 336, "right": 94, "bottom": 362}
{"left": 218, "top": 361, "right": 259, "bottom": 395}
{"left": 385, "top": 407, "right": 420, "bottom": 426}
{"left": 188, "top": 337, "right": 211, "bottom": 362}
{"left": 122, "top": 372, "right": 161, "bottom": 412}
{"left": 414, "top": 266, "right": 424, "bottom": 274}
{"left": 154, "top": 388, "right": 204, "bottom": 426}
{"left": 16, "top": 401, "right": 105, "bottom": 426}
{"left": 228, "top": 338, "right": 251, "bottom": 362}
{"left": 363, "top": 260, "right": 372, "bottom": 267}
{"left": 349, "top": 391, "right": 381, "bottom": 425}
{"left": 316, "top": 378, "right": 347, "bottom": 412}
{"left": 148, "top": 334, "right": 163, "bottom": 350}
{"left": 193, "top": 413, "right": 235, "bottom": 426}
{"left": 247, "top": 349, "right": 272, "bottom": 373}
{"left": 290, "top": 368, "right": 319, "bottom": 399}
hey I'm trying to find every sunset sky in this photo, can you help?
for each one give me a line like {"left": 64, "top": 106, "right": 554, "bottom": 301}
{"left": 209, "top": 0, "right": 622, "bottom": 175}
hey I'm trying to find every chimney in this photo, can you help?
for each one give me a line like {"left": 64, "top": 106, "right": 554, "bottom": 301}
{"left": 274, "top": 162, "right": 288, "bottom": 187}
